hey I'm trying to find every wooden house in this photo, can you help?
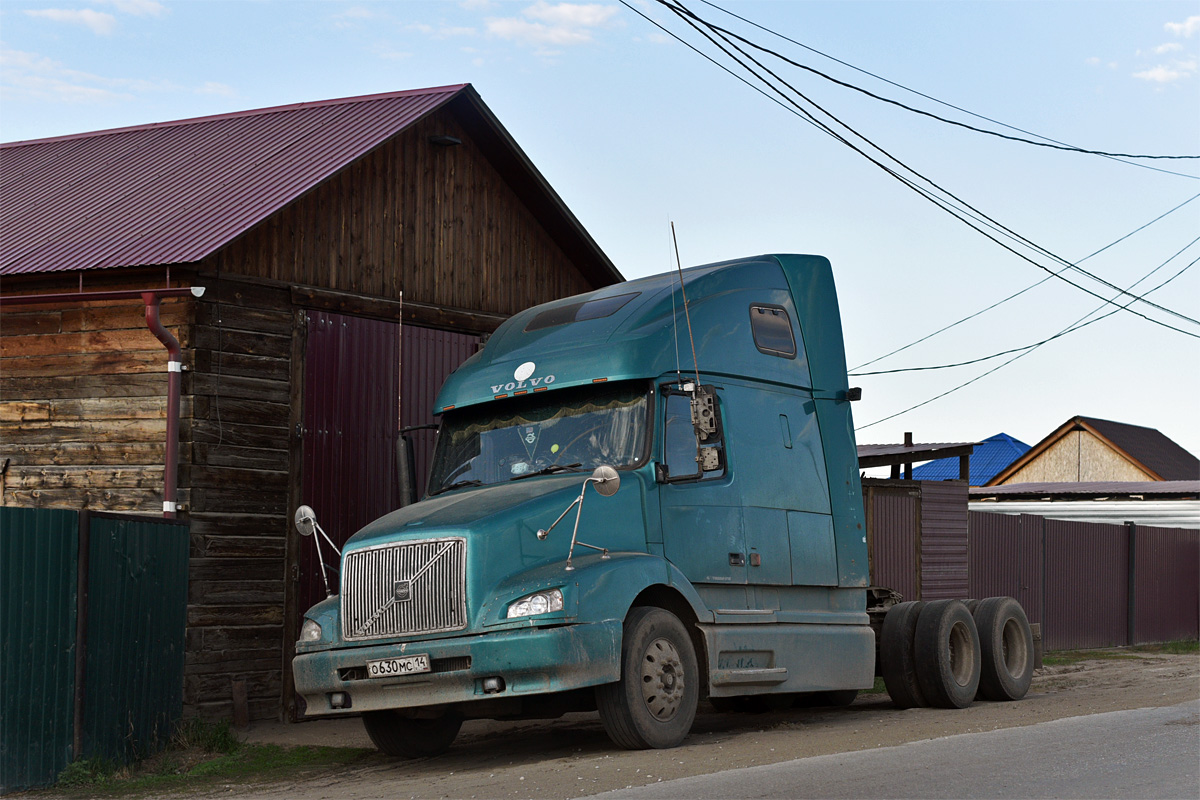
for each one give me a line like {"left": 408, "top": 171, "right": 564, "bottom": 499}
{"left": 0, "top": 85, "right": 621, "bottom": 720}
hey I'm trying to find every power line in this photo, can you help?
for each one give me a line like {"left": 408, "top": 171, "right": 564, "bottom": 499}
{"left": 697, "top": 0, "right": 1200, "bottom": 182}
{"left": 854, "top": 253, "right": 1200, "bottom": 431}
{"left": 650, "top": 0, "right": 1200, "bottom": 330}
{"left": 850, "top": 192, "right": 1200, "bottom": 371}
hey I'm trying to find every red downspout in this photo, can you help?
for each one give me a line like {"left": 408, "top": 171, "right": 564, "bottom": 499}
{"left": 142, "top": 293, "right": 182, "bottom": 518}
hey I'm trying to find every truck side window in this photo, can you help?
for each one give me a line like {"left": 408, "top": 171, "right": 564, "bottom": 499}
{"left": 663, "top": 390, "right": 725, "bottom": 481}
{"left": 749, "top": 304, "right": 796, "bottom": 358}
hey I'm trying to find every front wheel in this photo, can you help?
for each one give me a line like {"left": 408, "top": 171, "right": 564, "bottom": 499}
{"left": 361, "top": 710, "right": 462, "bottom": 758}
{"left": 597, "top": 607, "right": 699, "bottom": 749}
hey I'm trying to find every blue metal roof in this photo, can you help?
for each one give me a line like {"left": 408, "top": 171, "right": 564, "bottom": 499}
{"left": 912, "top": 433, "right": 1029, "bottom": 484}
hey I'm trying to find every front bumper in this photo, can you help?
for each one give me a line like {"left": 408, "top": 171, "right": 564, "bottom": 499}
{"left": 293, "top": 620, "right": 622, "bottom": 716}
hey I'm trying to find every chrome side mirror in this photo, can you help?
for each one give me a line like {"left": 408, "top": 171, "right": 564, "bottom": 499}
{"left": 294, "top": 504, "right": 317, "bottom": 537}
{"left": 590, "top": 465, "right": 620, "bottom": 497}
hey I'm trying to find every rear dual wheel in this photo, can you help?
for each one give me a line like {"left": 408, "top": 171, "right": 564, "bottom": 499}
{"left": 915, "top": 599, "right": 981, "bottom": 709}
{"left": 975, "top": 596, "right": 1034, "bottom": 701}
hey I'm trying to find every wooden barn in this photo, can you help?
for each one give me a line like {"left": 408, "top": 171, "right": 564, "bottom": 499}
{"left": 0, "top": 85, "right": 621, "bottom": 721}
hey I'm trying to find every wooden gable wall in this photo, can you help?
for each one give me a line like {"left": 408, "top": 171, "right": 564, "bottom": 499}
{"left": 199, "top": 105, "right": 596, "bottom": 315}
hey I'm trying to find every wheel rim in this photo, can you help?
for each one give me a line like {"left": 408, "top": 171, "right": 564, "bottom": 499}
{"left": 947, "top": 620, "right": 975, "bottom": 687}
{"left": 1001, "top": 617, "right": 1029, "bottom": 675}
{"left": 640, "top": 636, "right": 685, "bottom": 721}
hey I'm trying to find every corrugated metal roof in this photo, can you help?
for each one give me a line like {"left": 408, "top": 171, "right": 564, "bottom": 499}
{"left": 913, "top": 432, "right": 1029, "bottom": 484}
{"left": 970, "top": 480, "right": 1200, "bottom": 498}
{"left": 0, "top": 86, "right": 467, "bottom": 275}
{"left": 1079, "top": 416, "right": 1199, "bottom": 481}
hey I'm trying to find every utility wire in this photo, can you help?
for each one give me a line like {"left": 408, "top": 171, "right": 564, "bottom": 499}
{"left": 698, "top": 0, "right": 1200, "bottom": 181}
{"left": 851, "top": 235, "right": 1200, "bottom": 375}
{"left": 662, "top": 0, "right": 1200, "bottom": 323}
{"left": 651, "top": 0, "right": 1200, "bottom": 331}
{"left": 855, "top": 252, "right": 1200, "bottom": 431}
{"left": 850, "top": 192, "right": 1200, "bottom": 371}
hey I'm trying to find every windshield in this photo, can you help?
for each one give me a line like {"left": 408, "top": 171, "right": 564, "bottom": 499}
{"left": 428, "top": 382, "right": 649, "bottom": 494}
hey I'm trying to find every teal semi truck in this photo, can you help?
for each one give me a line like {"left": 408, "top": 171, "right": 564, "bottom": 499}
{"left": 291, "top": 254, "right": 1034, "bottom": 756}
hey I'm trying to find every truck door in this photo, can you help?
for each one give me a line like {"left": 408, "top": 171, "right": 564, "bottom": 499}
{"left": 658, "top": 387, "right": 748, "bottom": 596}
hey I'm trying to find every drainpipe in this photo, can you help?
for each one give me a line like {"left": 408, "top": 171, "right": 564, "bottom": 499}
{"left": 0, "top": 286, "right": 204, "bottom": 518}
{"left": 143, "top": 292, "right": 183, "bottom": 518}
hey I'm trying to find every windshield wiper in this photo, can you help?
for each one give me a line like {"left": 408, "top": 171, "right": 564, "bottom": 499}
{"left": 437, "top": 479, "right": 484, "bottom": 494}
{"left": 510, "top": 462, "right": 584, "bottom": 481}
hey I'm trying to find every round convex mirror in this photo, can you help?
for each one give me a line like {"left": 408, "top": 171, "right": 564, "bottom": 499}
{"left": 589, "top": 465, "right": 620, "bottom": 497}
{"left": 294, "top": 505, "right": 317, "bottom": 537}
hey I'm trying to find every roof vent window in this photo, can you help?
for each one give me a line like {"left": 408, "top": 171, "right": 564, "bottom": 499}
{"left": 524, "top": 292, "right": 639, "bottom": 332}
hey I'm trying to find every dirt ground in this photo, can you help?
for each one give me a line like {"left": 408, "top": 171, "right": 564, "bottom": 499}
{"left": 223, "top": 649, "right": 1199, "bottom": 800}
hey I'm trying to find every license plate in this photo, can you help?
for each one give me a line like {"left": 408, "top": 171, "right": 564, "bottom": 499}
{"left": 366, "top": 654, "right": 431, "bottom": 678}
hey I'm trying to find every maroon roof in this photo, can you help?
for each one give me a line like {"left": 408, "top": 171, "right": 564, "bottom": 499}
{"left": 1, "top": 85, "right": 619, "bottom": 285}
{"left": 970, "top": 481, "right": 1200, "bottom": 499}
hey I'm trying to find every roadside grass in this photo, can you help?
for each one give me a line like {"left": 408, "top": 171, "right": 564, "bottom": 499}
{"left": 1042, "top": 639, "right": 1198, "bottom": 666}
{"left": 863, "top": 676, "right": 887, "bottom": 695}
{"left": 46, "top": 719, "right": 374, "bottom": 798}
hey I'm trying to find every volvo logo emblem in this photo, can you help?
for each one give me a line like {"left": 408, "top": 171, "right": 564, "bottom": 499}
{"left": 393, "top": 580, "right": 412, "bottom": 602}
{"left": 514, "top": 361, "right": 536, "bottom": 381}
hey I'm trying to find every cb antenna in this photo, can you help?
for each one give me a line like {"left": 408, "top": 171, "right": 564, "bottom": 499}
{"left": 671, "top": 221, "right": 702, "bottom": 389}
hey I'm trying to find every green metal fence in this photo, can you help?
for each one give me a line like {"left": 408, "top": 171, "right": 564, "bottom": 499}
{"left": 0, "top": 508, "right": 189, "bottom": 792}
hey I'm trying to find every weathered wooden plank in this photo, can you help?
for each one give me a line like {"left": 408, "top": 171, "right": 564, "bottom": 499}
{"left": 188, "top": 557, "right": 282, "bottom": 581}
{"left": 0, "top": 350, "right": 186, "bottom": 377}
{"left": 0, "top": 417, "right": 170, "bottom": 444}
{"left": 0, "top": 373, "right": 168, "bottom": 400}
{"left": 0, "top": 396, "right": 171, "bottom": 423}
{"left": 3, "top": 486, "right": 182, "bottom": 512}
{"left": 192, "top": 326, "right": 291, "bottom": 359}
{"left": 290, "top": 285, "right": 403, "bottom": 321}
{"left": 191, "top": 442, "right": 289, "bottom": 471}
{"left": 187, "top": 624, "right": 282, "bottom": 653}
{"left": 404, "top": 300, "right": 507, "bottom": 335}
{"left": 0, "top": 441, "right": 166, "bottom": 466}
{"left": 191, "top": 350, "right": 287, "bottom": 381}
{"left": 184, "top": 670, "right": 282, "bottom": 703}
{"left": 192, "top": 535, "right": 286, "bottom": 559}
{"left": 5, "top": 465, "right": 164, "bottom": 490}
{"left": 59, "top": 303, "right": 188, "bottom": 333}
{"left": 184, "top": 651, "right": 280, "bottom": 672}
{"left": 182, "top": 465, "right": 287, "bottom": 492}
{"left": 190, "top": 395, "right": 290, "bottom": 427}
{"left": 0, "top": 310, "right": 62, "bottom": 335}
{"left": 186, "top": 511, "right": 285, "bottom": 538}
{"left": 193, "top": 303, "right": 293, "bottom": 336}
{"left": 189, "top": 698, "right": 279, "bottom": 722}
{"left": 190, "top": 420, "right": 287, "bottom": 450}
{"left": 189, "top": 373, "right": 290, "bottom": 404}
{"left": 187, "top": 605, "right": 284, "bottom": 628}
{"left": 0, "top": 327, "right": 189, "bottom": 359}
{"left": 188, "top": 580, "right": 283, "bottom": 605}
{"left": 189, "top": 486, "right": 287, "bottom": 515}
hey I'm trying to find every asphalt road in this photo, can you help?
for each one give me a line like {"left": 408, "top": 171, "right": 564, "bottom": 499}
{"left": 590, "top": 700, "right": 1200, "bottom": 800}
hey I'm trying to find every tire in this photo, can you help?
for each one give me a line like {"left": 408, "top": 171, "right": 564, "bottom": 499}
{"left": 914, "top": 599, "right": 981, "bottom": 709}
{"left": 974, "top": 596, "right": 1034, "bottom": 701}
{"left": 963, "top": 598, "right": 979, "bottom": 615}
{"left": 361, "top": 710, "right": 462, "bottom": 758}
{"left": 597, "top": 607, "right": 699, "bottom": 749}
{"left": 880, "top": 600, "right": 927, "bottom": 709}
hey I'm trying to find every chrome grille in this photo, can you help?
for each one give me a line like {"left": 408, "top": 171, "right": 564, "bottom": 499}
{"left": 340, "top": 537, "right": 467, "bottom": 641}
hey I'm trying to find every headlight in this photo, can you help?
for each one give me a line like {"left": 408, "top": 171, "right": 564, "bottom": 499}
{"left": 506, "top": 589, "right": 564, "bottom": 619}
{"left": 299, "top": 619, "right": 323, "bottom": 642}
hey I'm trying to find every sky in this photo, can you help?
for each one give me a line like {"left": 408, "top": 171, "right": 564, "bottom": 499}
{"left": 3, "top": 0, "right": 1198, "bottom": 461}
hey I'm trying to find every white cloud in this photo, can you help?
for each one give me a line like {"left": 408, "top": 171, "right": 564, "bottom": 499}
{"left": 25, "top": 8, "right": 117, "bottom": 36}
{"left": 196, "top": 81, "right": 236, "bottom": 97}
{"left": 1085, "top": 56, "right": 1101, "bottom": 66}
{"left": 96, "top": 0, "right": 166, "bottom": 16}
{"left": 486, "top": 1, "right": 618, "bottom": 46}
{"left": 0, "top": 46, "right": 222, "bottom": 106}
{"left": 1164, "top": 15, "right": 1200, "bottom": 38}
{"left": 460, "top": 0, "right": 496, "bottom": 9}
{"left": 1132, "top": 62, "right": 1194, "bottom": 83}
{"left": 1153, "top": 42, "right": 1183, "bottom": 54}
